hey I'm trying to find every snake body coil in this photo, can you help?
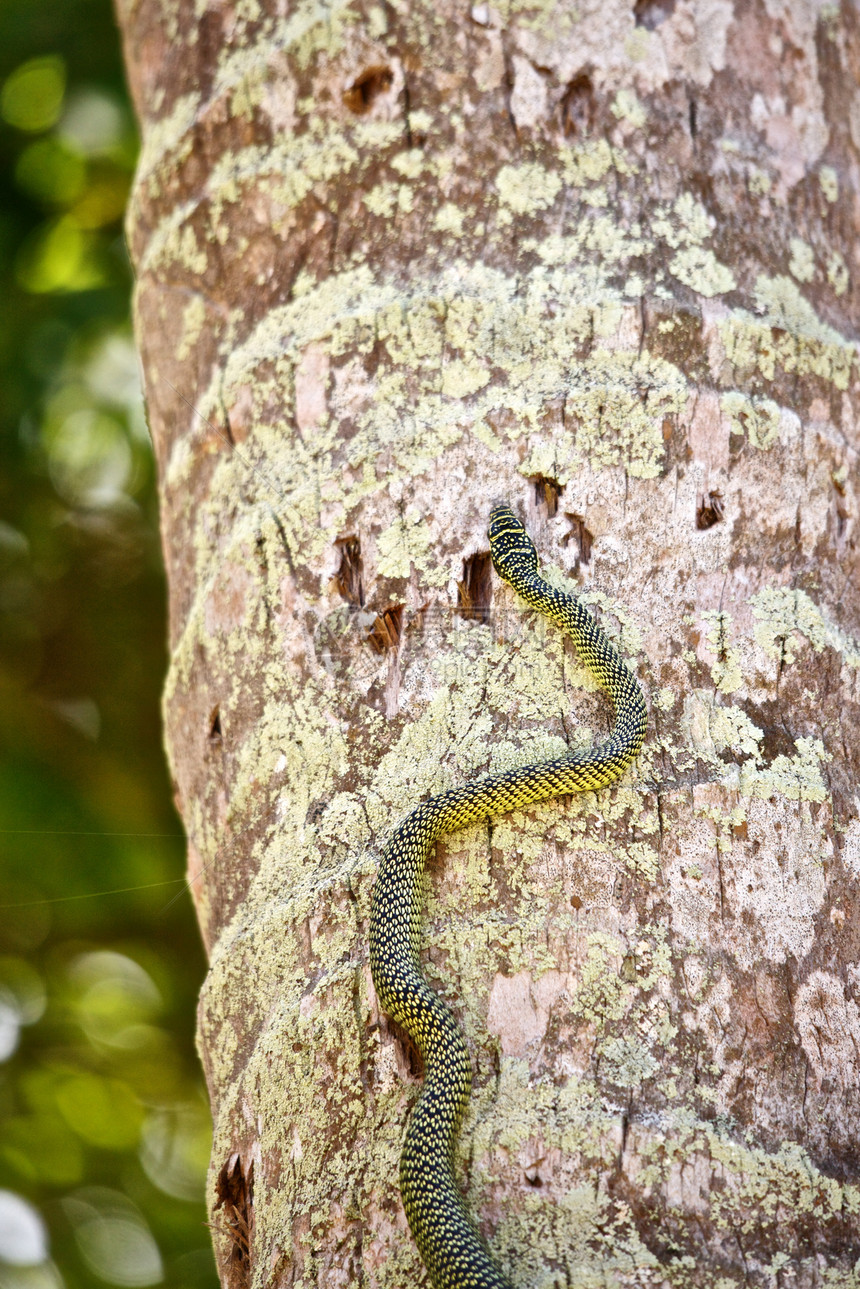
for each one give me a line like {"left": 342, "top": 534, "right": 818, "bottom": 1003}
{"left": 369, "top": 505, "right": 647, "bottom": 1289}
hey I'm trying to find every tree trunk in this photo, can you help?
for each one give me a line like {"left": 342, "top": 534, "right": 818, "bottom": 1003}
{"left": 118, "top": 0, "right": 860, "bottom": 1284}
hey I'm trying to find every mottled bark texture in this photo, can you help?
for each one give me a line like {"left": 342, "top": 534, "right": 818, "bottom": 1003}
{"left": 118, "top": 0, "right": 860, "bottom": 1284}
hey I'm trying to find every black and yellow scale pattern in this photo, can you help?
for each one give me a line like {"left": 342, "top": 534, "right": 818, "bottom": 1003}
{"left": 369, "top": 504, "right": 648, "bottom": 1289}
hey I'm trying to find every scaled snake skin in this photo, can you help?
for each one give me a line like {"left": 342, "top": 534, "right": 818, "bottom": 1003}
{"left": 370, "top": 504, "right": 648, "bottom": 1288}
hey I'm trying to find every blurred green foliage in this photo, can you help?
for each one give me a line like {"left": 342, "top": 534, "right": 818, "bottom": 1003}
{"left": 0, "top": 2, "right": 216, "bottom": 1285}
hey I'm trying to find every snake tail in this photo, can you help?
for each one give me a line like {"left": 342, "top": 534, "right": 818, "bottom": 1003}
{"left": 369, "top": 504, "right": 647, "bottom": 1289}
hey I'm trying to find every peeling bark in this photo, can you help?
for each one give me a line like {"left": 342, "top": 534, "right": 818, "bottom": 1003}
{"left": 118, "top": 0, "right": 860, "bottom": 1284}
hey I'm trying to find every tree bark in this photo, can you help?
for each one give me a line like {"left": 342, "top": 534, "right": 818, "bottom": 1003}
{"left": 118, "top": 0, "right": 860, "bottom": 1284}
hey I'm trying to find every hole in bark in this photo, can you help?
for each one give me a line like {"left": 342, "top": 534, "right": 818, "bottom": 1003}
{"left": 213, "top": 1155, "right": 254, "bottom": 1283}
{"left": 833, "top": 474, "right": 848, "bottom": 538}
{"left": 634, "top": 0, "right": 676, "bottom": 27}
{"left": 532, "top": 474, "right": 564, "bottom": 517}
{"left": 696, "top": 491, "right": 725, "bottom": 530}
{"left": 344, "top": 65, "right": 393, "bottom": 114}
{"left": 334, "top": 535, "right": 364, "bottom": 607}
{"left": 458, "top": 551, "right": 492, "bottom": 622}
{"left": 689, "top": 97, "right": 697, "bottom": 138}
{"left": 562, "top": 513, "right": 593, "bottom": 565}
{"left": 561, "top": 73, "right": 596, "bottom": 137}
{"left": 367, "top": 604, "right": 403, "bottom": 653}
{"left": 386, "top": 1016, "right": 424, "bottom": 1078}
{"left": 209, "top": 708, "right": 222, "bottom": 743}
{"left": 836, "top": 504, "right": 848, "bottom": 538}
{"left": 525, "top": 1170, "right": 543, "bottom": 1187}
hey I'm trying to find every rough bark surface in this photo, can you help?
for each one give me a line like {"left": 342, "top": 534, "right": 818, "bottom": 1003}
{"left": 118, "top": 0, "right": 860, "bottom": 1284}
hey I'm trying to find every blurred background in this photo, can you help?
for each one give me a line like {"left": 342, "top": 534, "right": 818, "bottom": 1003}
{"left": 0, "top": 2, "right": 216, "bottom": 1286}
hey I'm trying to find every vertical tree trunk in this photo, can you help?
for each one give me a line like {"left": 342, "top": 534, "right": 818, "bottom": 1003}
{"left": 118, "top": 0, "right": 860, "bottom": 1284}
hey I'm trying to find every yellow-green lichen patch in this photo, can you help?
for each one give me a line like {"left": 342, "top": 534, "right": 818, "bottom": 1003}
{"left": 625, "top": 842, "right": 660, "bottom": 882}
{"left": 441, "top": 357, "right": 491, "bottom": 399}
{"left": 135, "top": 91, "right": 200, "bottom": 190}
{"left": 203, "top": 128, "right": 360, "bottom": 238}
{"left": 827, "top": 251, "right": 850, "bottom": 296}
{"left": 496, "top": 1180, "right": 661, "bottom": 1287}
{"left": 234, "top": 685, "right": 350, "bottom": 835}
{"left": 200, "top": 258, "right": 693, "bottom": 542}
{"left": 652, "top": 686, "right": 677, "bottom": 711}
{"left": 751, "top": 585, "right": 860, "bottom": 668}
{"left": 754, "top": 274, "right": 840, "bottom": 342}
{"left": 569, "top": 932, "right": 630, "bottom": 1026}
{"left": 651, "top": 193, "right": 715, "bottom": 248}
{"left": 747, "top": 165, "right": 772, "bottom": 195}
{"left": 788, "top": 237, "right": 815, "bottom": 283}
{"left": 669, "top": 247, "right": 736, "bottom": 298}
{"left": 707, "top": 704, "right": 762, "bottom": 759}
{"left": 708, "top": 1135, "right": 852, "bottom": 1232}
{"left": 819, "top": 165, "right": 839, "bottom": 203}
{"left": 175, "top": 293, "right": 208, "bottom": 363}
{"left": 719, "top": 275, "right": 858, "bottom": 390}
{"left": 735, "top": 736, "right": 831, "bottom": 803}
{"left": 375, "top": 510, "right": 434, "bottom": 579}
{"left": 135, "top": 3, "right": 364, "bottom": 206}
{"left": 495, "top": 163, "right": 563, "bottom": 218}
{"left": 720, "top": 391, "right": 781, "bottom": 449}
{"left": 545, "top": 348, "right": 688, "bottom": 482}
{"left": 620, "top": 1109, "right": 860, "bottom": 1251}
{"left": 684, "top": 683, "right": 832, "bottom": 805}
{"left": 611, "top": 88, "right": 646, "bottom": 128}
{"left": 433, "top": 202, "right": 465, "bottom": 235}
{"left": 560, "top": 137, "right": 622, "bottom": 187}
{"left": 699, "top": 612, "right": 743, "bottom": 694}
{"left": 141, "top": 207, "right": 211, "bottom": 278}
{"left": 597, "top": 1034, "right": 660, "bottom": 1086}
{"left": 216, "top": 1, "right": 356, "bottom": 82}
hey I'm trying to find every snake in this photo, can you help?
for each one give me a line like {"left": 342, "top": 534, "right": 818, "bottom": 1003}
{"left": 369, "top": 503, "right": 648, "bottom": 1289}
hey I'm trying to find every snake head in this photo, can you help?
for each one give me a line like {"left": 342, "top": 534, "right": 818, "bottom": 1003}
{"left": 488, "top": 504, "right": 539, "bottom": 582}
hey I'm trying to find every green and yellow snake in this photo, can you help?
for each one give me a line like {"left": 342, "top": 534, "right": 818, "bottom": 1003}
{"left": 369, "top": 504, "right": 648, "bottom": 1289}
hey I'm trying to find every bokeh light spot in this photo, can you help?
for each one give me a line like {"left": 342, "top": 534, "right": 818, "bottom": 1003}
{"left": 46, "top": 409, "right": 132, "bottom": 506}
{"left": 59, "top": 91, "right": 125, "bottom": 154}
{"left": 140, "top": 1102, "right": 212, "bottom": 1201}
{"left": 15, "top": 218, "right": 107, "bottom": 295}
{"left": 1, "top": 58, "right": 66, "bottom": 133}
{"left": 64, "top": 1191, "right": 162, "bottom": 1287}
{"left": 0, "top": 995, "right": 21, "bottom": 1062}
{"left": 55, "top": 1074, "right": 143, "bottom": 1150}
{"left": 0, "top": 1191, "right": 47, "bottom": 1265}
{"left": 15, "top": 140, "right": 86, "bottom": 207}
{"left": 0, "top": 959, "right": 47, "bottom": 1026}
{"left": 70, "top": 951, "right": 162, "bottom": 1048}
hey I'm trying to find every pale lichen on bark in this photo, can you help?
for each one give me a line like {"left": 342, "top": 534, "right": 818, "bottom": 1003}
{"left": 118, "top": 0, "right": 860, "bottom": 1283}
